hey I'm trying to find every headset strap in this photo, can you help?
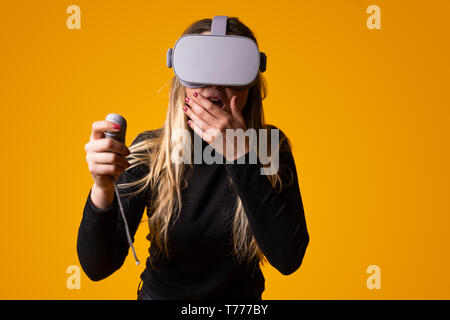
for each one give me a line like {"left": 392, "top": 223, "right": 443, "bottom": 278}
{"left": 211, "top": 16, "right": 228, "bottom": 35}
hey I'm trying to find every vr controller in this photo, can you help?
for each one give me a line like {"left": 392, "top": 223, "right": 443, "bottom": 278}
{"left": 104, "top": 113, "right": 140, "bottom": 266}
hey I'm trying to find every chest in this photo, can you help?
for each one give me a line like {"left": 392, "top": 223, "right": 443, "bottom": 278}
{"left": 168, "top": 164, "right": 238, "bottom": 257}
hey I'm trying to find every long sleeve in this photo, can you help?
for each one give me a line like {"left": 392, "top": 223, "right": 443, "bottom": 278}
{"left": 77, "top": 133, "right": 151, "bottom": 281}
{"left": 224, "top": 128, "right": 310, "bottom": 275}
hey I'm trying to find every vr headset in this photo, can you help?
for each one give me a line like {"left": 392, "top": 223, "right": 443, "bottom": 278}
{"left": 166, "top": 16, "right": 267, "bottom": 90}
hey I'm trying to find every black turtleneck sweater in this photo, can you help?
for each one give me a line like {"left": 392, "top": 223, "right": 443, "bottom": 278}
{"left": 77, "top": 127, "right": 309, "bottom": 300}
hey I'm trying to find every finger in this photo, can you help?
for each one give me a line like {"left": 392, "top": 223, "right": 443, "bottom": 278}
{"left": 88, "top": 152, "right": 130, "bottom": 169}
{"left": 91, "top": 120, "right": 121, "bottom": 140}
{"left": 89, "top": 163, "right": 126, "bottom": 176}
{"left": 187, "top": 120, "right": 215, "bottom": 144}
{"left": 85, "top": 140, "right": 130, "bottom": 157}
{"left": 89, "top": 138, "right": 130, "bottom": 156}
{"left": 184, "top": 100, "right": 217, "bottom": 126}
{"left": 189, "top": 92, "right": 230, "bottom": 120}
{"left": 185, "top": 95, "right": 219, "bottom": 121}
{"left": 183, "top": 105, "right": 213, "bottom": 131}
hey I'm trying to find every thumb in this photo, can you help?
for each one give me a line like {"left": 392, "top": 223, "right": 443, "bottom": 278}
{"left": 230, "top": 96, "right": 245, "bottom": 126}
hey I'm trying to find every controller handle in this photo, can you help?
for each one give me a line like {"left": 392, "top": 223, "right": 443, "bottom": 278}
{"left": 105, "top": 113, "right": 127, "bottom": 143}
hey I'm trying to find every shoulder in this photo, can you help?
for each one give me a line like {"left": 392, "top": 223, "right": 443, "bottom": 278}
{"left": 123, "top": 129, "right": 163, "bottom": 181}
{"left": 263, "top": 124, "right": 286, "bottom": 136}
{"left": 127, "top": 128, "right": 164, "bottom": 161}
{"left": 131, "top": 128, "right": 163, "bottom": 146}
{"left": 262, "top": 124, "right": 292, "bottom": 152}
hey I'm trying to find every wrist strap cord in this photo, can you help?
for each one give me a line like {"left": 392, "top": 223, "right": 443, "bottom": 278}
{"left": 113, "top": 177, "right": 140, "bottom": 265}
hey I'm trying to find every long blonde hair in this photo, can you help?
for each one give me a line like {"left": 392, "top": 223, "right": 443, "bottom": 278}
{"left": 118, "top": 17, "right": 290, "bottom": 270}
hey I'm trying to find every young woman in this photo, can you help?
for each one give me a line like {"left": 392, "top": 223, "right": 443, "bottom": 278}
{"left": 78, "top": 17, "right": 309, "bottom": 300}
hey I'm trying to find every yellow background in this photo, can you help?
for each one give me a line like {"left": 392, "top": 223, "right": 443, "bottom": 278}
{"left": 0, "top": 0, "right": 449, "bottom": 299}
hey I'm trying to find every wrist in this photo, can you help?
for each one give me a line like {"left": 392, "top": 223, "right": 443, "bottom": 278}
{"left": 91, "top": 183, "right": 115, "bottom": 210}
{"left": 93, "top": 182, "right": 115, "bottom": 192}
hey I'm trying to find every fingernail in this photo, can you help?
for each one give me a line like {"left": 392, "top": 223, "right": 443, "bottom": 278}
{"left": 113, "top": 123, "right": 121, "bottom": 130}
{"left": 187, "top": 120, "right": 192, "bottom": 125}
{"left": 185, "top": 97, "right": 190, "bottom": 103}
{"left": 193, "top": 92, "right": 198, "bottom": 97}
{"left": 183, "top": 105, "right": 188, "bottom": 112}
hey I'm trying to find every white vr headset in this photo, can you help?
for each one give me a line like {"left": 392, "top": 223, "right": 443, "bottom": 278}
{"left": 166, "top": 16, "right": 267, "bottom": 90}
